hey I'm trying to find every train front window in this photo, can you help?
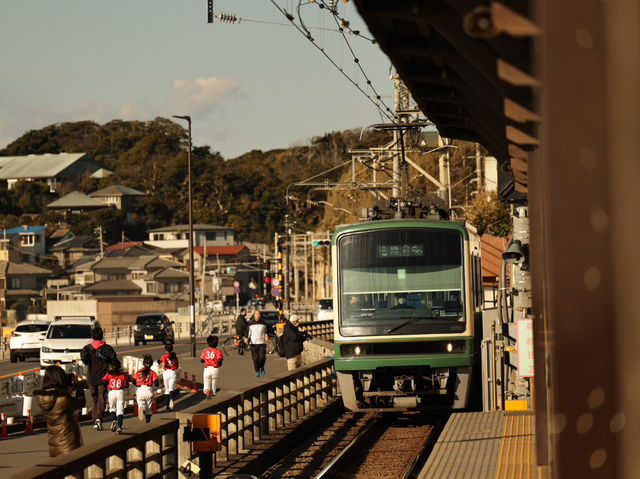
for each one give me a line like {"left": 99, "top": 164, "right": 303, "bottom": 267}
{"left": 338, "top": 228, "right": 465, "bottom": 336}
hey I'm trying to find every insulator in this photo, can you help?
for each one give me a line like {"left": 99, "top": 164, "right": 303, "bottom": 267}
{"left": 329, "top": 1, "right": 335, "bottom": 9}
{"left": 217, "top": 12, "right": 238, "bottom": 23}
{"left": 340, "top": 18, "right": 349, "bottom": 29}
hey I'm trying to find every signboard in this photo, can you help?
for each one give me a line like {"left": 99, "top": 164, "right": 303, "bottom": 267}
{"left": 192, "top": 414, "right": 222, "bottom": 453}
{"left": 272, "top": 278, "right": 280, "bottom": 287}
{"left": 234, "top": 287, "right": 239, "bottom": 294}
{"left": 233, "top": 280, "right": 240, "bottom": 288}
{"left": 272, "top": 286, "right": 280, "bottom": 297}
{"left": 516, "top": 318, "right": 534, "bottom": 377}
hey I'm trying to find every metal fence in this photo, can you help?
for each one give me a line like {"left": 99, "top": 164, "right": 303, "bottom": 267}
{"left": 176, "top": 358, "right": 336, "bottom": 466}
{"left": 19, "top": 417, "right": 179, "bottom": 479}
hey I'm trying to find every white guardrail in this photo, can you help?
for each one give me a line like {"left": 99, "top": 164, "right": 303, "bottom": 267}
{"left": 0, "top": 356, "right": 177, "bottom": 423}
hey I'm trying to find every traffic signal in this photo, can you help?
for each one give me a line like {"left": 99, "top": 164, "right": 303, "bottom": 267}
{"left": 264, "top": 262, "right": 270, "bottom": 274}
{"left": 312, "top": 240, "right": 331, "bottom": 246}
{"left": 207, "top": 0, "right": 214, "bottom": 23}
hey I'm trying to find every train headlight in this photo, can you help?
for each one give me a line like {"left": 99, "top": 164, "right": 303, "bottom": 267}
{"left": 354, "top": 346, "right": 361, "bottom": 356}
{"left": 447, "top": 343, "right": 453, "bottom": 353}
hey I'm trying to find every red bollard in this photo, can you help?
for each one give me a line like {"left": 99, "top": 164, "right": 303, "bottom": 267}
{"left": 133, "top": 394, "right": 138, "bottom": 417}
{"left": 1, "top": 413, "right": 8, "bottom": 438}
{"left": 24, "top": 409, "right": 34, "bottom": 434}
{"left": 191, "top": 374, "right": 198, "bottom": 393}
{"left": 152, "top": 395, "right": 158, "bottom": 414}
{"left": 182, "top": 371, "right": 190, "bottom": 390}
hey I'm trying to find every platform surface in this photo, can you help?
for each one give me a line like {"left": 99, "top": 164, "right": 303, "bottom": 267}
{"left": 419, "top": 410, "right": 536, "bottom": 479}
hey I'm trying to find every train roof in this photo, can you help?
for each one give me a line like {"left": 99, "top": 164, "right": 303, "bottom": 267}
{"left": 333, "top": 219, "right": 472, "bottom": 241}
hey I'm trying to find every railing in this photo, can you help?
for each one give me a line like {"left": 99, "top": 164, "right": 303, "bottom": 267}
{"left": 176, "top": 358, "right": 336, "bottom": 467}
{"left": 19, "top": 417, "right": 179, "bottom": 479}
{"left": 298, "top": 320, "right": 333, "bottom": 341}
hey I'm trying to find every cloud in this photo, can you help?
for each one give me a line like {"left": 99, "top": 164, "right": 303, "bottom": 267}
{"left": 0, "top": 76, "right": 243, "bottom": 150}
{"left": 166, "top": 76, "right": 242, "bottom": 117}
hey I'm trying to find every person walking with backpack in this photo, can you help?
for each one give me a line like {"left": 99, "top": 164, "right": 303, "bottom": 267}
{"left": 102, "top": 358, "right": 129, "bottom": 434}
{"left": 160, "top": 343, "right": 179, "bottom": 410}
{"left": 133, "top": 354, "right": 159, "bottom": 423}
{"left": 200, "top": 335, "right": 223, "bottom": 399}
{"left": 247, "top": 310, "right": 269, "bottom": 377}
{"left": 80, "top": 326, "right": 116, "bottom": 431}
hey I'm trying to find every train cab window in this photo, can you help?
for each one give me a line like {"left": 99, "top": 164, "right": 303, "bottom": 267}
{"left": 337, "top": 228, "right": 466, "bottom": 336}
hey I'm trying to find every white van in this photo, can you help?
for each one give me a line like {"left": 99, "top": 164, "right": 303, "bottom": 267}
{"left": 40, "top": 317, "right": 98, "bottom": 367}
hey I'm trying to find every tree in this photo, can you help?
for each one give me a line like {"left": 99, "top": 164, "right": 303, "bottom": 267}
{"left": 465, "top": 192, "right": 512, "bottom": 237}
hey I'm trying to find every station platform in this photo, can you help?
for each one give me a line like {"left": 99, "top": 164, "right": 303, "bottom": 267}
{"left": 0, "top": 343, "right": 290, "bottom": 479}
{"left": 418, "top": 410, "right": 537, "bottom": 479}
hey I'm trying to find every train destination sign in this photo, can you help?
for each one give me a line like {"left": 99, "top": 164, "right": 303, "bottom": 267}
{"left": 378, "top": 244, "right": 424, "bottom": 258}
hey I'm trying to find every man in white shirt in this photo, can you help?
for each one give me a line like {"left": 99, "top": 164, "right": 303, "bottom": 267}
{"left": 247, "top": 310, "right": 269, "bottom": 377}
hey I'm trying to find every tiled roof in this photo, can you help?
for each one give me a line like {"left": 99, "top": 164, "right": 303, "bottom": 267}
{"left": 147, "top": 224, "right": 232, "bottom": 233}
{"left": 481, "top": 235, "right": 508, "bottom": 283}
{"left": 82, "top": 280, "right": 141, "bottom": 292}
{"left": 192, "top": 245, "right": 247, "bottom": 256}
{"left": 5, "top": 225, "right": 46, "bottom": 235}
{"left": 89, "top": 185, "right": 145, "bottom": 197}
{"left": 0, "top": 153, "right": 89, "bottom": 180}
{"left": 105, "top": 241, "right": 144, "bottom": 252}
{"left": 47, "top": 191, "right": 109, "bottom": 209}
{"left": 0, "top": 262, "right": 52, "bottom": 275}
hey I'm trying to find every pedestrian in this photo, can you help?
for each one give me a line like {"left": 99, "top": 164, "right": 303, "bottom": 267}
{"left": 103, "top": 358, "right": 129, "bottom": 434}
{"left": 235, "top": 307, "right": 249, "bottom": 354}
{"left": 80, "top": 326, "right": 117, "bottom": 431}
{"left": 133, "top": 354, "right": 159, "bottom": 423}
{"left": 33, "top": 365, "right": 83, "bottom": 457}
{"left": 283, "top": 315, "right": 311, "bottom": 370}
{"left": 160, "top": 343, "right": 179, "bottom": 410}
{"left": 200, "top": 335, "right": 223, "bottom": 399}
{"left": 247, "top": 310, "right": 269, "bottom": 377}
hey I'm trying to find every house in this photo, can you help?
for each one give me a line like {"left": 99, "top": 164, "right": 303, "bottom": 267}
{"left": 0, "top": 153, "right": 102, "bottom": 193}
{"left": 145, "top": 224, "right": 235, "bottom": 249}
{"left": 88, "top": 184, "right": 145, "bottom": 210}
{"left": 49, "top": 234, "right": 100, "bottom": 269}
{"left": 46, "top": 191, "right": 110, "bottom": 212}
{"left": 480, "top": 234, "right": 509, "bottom": 308}
{"left": 72, "top": 253, "right": 189, "bottom": 300}
{"left": 0, "top": 261, "right": 52, "bottom": 323}
{"left": 3, "top": 225, "right": 47, "bottom": 263}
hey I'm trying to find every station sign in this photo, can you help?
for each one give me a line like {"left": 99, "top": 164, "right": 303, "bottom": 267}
{"left": 516, "top": 318, "right": 534, "bottom": 377}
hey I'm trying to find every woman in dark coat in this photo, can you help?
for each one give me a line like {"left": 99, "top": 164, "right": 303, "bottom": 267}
{"left": 33, "top": 365, "right": 84, "bottom": 457}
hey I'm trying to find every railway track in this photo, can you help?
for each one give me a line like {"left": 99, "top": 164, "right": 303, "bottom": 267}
{"left": 261, "top": 411, "right": 447, "bottom": 479}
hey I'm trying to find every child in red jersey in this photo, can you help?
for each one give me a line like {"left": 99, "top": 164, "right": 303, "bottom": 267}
{"left": 200, "top": 335, "right": 223, "bottom": 399}
{"left": 102, "top": 358, "right": 129, "bottom": 434}
{"left": 160, "top": 343, "right": 179, "bottom": 411}
{"left": 133, "top": 354, "right": 159, "bottom": 423}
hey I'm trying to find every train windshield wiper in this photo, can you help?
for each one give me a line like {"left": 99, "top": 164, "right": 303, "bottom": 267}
{"left": 387, "top": 314, "right": 419, "bottom": 334}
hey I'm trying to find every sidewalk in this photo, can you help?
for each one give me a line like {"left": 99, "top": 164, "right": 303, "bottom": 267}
{"left": 0, "top": 346, "right": 289, "bottom": 478}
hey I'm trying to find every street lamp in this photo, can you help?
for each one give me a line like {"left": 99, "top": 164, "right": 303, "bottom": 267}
{"left": 172, "top": 114, "right": 196, "bottom": 358}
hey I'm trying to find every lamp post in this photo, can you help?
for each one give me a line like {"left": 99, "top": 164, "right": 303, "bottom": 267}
{"left": 172, "top": 115, "right": 196, "bottom": 358}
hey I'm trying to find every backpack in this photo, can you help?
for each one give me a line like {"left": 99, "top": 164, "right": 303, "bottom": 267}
{"left": 276, "top": 335, "right": 286, "bottom": 357}
{"left": 95, "top": 345, "right": 111, "bottom": 364}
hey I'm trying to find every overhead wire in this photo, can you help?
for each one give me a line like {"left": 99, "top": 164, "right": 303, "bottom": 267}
{"left": 267, "top": 0, "right": 394, "bottom": 122}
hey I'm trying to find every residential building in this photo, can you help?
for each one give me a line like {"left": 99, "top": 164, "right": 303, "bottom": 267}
{"left": 0, "top": 153, "right": 102, "bottom": 192}
{"left": 88, "top": 184, "right": 145, "bottom": 210}
{"left": 3, "top": 225, "right": 47, "bottom": 263}
{"left": 0, "top": 261, "right": 52, "bottom": 323}
{"left": 145, "top": 224, "right": 234, "bottom": 249}
{"left": 46, "top": 191, "right": 110, "bottom": 212}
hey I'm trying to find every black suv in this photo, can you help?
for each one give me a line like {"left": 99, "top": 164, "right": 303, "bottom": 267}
{"left": 134, "top": 313, "right": 175, "bottom": 346}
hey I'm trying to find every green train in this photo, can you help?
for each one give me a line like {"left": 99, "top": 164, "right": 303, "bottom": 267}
{"left": 332, "top": 214, "right": 483, "bottom": 411}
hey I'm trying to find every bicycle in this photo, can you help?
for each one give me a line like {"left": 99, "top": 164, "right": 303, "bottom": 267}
{"left": 223, "top": 335, "right": 248, "bottom": 355}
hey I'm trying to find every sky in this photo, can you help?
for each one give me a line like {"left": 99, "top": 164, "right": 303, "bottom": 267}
{"left": 0, "top": 1, "right": 394, "bottom": 159}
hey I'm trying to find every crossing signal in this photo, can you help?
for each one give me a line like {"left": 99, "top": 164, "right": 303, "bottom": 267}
{"left": 313, "top": 240, "right": 331, "bottom": 246}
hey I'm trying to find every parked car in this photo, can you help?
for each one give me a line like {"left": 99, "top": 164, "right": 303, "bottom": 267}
{"left": 40, "top": 317, "right": 98, "bottom": 367}
{"left": 9, "top": 319, "right": 50, "bottom": 363}
{"left": 317, "top": 298, "right": 334, "bottom": 321}
{"left": 259, "top": 310, "right": 281, "bottom": 335}
{"left": 133, "top": 313, "right": 175, "bottom": 346}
